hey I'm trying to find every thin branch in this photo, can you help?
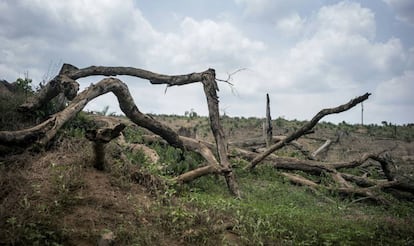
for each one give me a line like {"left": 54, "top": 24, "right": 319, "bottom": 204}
{"left": 215, "top": 68, "right": 247, "bottom": 84}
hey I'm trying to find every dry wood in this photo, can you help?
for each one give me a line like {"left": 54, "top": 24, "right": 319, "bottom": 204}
{"left": 230, "top": 135, "right": 314, "bottom": 160}
{"left": 64, "top": 64, "right": 207, "bottom": 85}
{"left": 175, "top": 165, "right": 222, "bottom": 183}
{"left": 0, "top": 77, "right": 184, "bottom": 149}
{"left": 246, "top": 93, "right": 371, "bottom": 170}
{"left": 19, "top": 64, "right": 210, "bottom": 112}
{"left": 331, "top": 172, "right": 353, "bottom": 188}
{"left": 85, "top": 122, "right": 126, "bottom": 170}
{"left": 281, "top": 172, "right": 318, "bottom": 188}
{"left": 265, "top": 93, "right": 272, "bottom": 147}
{"left": 311, "top": 139, "right": 332, "bottom": 158}
{"left": 123, "top": 134, "right": 228, "bottom": 184}
{"left": 282, "top": 171, "right": 396, "bottom": 204}
{"left": 18, "top": 75, "right": 79, "bottom": 112}
{"left": 85, "top": 123, "right": 126, "bottom": 144}
{"left": 117, "top": 133, "right": 160, "bottom": 164}
{"left": 11, "top": 63, "right": 240, "bottom": 196}
{"left": 228, "top": 136, "right": 284, "bottom": 148}
{"left": 201, "top": 70, "right": 240, "bottom": 197}
{"left": 340, "top": 173, "right": 388, "bottom": 187}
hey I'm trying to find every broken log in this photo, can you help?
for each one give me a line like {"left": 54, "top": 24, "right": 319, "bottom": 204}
{"left": 311, "top": 139, "right": 332, "bottom": 158}
{"left": 281, "top": 172, "right": 318, "bottom": 188}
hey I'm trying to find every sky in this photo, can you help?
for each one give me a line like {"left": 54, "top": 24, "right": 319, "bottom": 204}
{"left": 1, "top": 0, "right": 413, "bottom": 124}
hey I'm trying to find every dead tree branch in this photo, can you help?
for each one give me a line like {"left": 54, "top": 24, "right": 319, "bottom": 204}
{"left": 1, "top": 77, "right": 184, "bottom": 149}
{"left": 311, "top": 139, "right": 332, "bottom": 158}
{"left": 10, "top": 63, "right": 241, "bottom": 196}
{"left": 246, "top": 93, "right": 371, "bottom": 170}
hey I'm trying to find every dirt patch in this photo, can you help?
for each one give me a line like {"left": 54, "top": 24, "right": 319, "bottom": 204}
{"left": 0, "top": 137, "right": 180, "bottom": 245}
{"left": 60, "top": 168, "right": 154, "bottom": 245}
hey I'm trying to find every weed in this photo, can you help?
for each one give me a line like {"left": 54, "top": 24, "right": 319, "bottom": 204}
{"left": 50, "top": 162, "right": 85, "bottom": 209}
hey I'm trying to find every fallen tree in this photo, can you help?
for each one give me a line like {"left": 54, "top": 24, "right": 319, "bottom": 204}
{"left": 229, "top": 141, "right": 414, "bottom": 202}
{"left": 0, "top": 64, "right": 240, "bottom": 197}
{"left": 2, "top": 63, "right": 410, "bottom": 203}
{"left": 245, "top": 93, "right": 371, "bottom": 170}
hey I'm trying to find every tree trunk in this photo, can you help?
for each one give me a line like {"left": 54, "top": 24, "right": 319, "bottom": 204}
{"left": 201, "top": 70, "right": 241, "bottom": 198}
{"left": 85, "top": 122, "right": 126, "bottom": 171}
{"left": 265, "top": 93, "right": 272, "bottom": 148}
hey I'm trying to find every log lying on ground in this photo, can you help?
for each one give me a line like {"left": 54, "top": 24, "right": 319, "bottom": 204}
{"left": 311, "top": 139, "right": 332, "bottom": 158}
{"left": 281, "top": 172, "right": 397, "bottom": 204}
{"left": 228, "top": 144, "right": 413, "bottom": 200}
{"left": 229, "top": 136, "right": 315, "bottom": 160}
{"left": 228, "top": 136, "right": 285, "bottom": 148}
{"left": 134, "top": 134, "right": 229, "bottom": 183}
{"left": 246, "top": 93, "right": 371, "bottom": 170}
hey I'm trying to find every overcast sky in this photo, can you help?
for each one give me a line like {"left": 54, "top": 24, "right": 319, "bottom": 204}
{"left": 1, "top": 0, "right": 413, "bottom": 124}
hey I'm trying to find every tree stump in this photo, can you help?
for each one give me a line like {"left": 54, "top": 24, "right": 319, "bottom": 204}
{"left": 85, "top": 123, "right": 126, "bottom": 170}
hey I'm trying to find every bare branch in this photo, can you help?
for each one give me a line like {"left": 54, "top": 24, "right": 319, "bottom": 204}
{"left": 215, "top": 68, "right": 247, "bottom": 84}
{"left": 245, "top": 93, "right": 371, "bottom": 170}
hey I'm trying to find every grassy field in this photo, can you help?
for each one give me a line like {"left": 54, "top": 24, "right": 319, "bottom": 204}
{"left": 1, "top": 113, "right": 414, "bottom": 245}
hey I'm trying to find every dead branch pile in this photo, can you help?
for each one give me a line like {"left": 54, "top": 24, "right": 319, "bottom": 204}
{"left": 1, "top": 63, "right": 412, "bottom": 202}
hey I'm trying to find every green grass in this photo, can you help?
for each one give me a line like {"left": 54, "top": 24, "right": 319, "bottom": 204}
{"left": 2, "top": 112, "right": 413, "bottom": 245}
{"left": 174, "top": 165, "right": 414, "bottom": 245}
{"left": 118, "top": 119, "right": 414, "bottom": 245}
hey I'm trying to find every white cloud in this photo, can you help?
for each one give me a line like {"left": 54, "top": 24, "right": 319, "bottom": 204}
{"left": 147, "top": 17, "right": 265, "bottom": 72}
{"left": 275, "top": 13, "right": 305, "bottom": 37}
{"left": 375, "top": 70, "right": 414, "bottom": 106}
{"left": 367, "top": 70, "right": 414, "bottom": 123}
{"left": 251, "top": 1, "right": 405, "bottom": 94}
{"left": 217, "top": 1, "right": 410, "bottom": 124}
{"left": 314, "top": 1, "right": 376, "bottom": 40}
{"left": 234, "top": 0, "right": 314, "bottom": 21}
{"left": 0, "top": 0, "right": 412, "bottom": 124}
{"left": 383, "top": 0, "right": 414, "bottom": 25}
{"left": 234, "top": 0, "right": 272, "bottom": 16}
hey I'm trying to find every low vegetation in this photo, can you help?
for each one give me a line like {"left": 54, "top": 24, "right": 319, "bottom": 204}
{"left": 1, "top": 74, "right": 413, "bottom": 245}
{"left": 1, "top": 109, "right": 414, "bottom": 245}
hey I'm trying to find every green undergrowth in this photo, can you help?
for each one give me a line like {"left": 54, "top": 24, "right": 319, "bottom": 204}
{"left": 1, "top": 112, "right": 414, "bottom": 245}
{"left": 175, "top": 165, "right": 414, "bottom": 245}
{"left": 120, "top": 122, "right": 414, "bottom": 245}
